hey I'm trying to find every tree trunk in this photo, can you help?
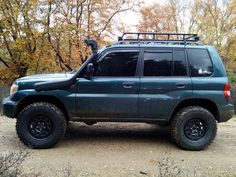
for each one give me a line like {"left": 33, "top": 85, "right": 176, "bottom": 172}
{"left": 16, "top": 64, "right": 28, "bottom": 78}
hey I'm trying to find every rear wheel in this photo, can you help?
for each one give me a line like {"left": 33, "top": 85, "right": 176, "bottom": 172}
{"left": 171, "top": 106, "right": 217, "bottom": 150}
{"left": 16, "top": 102, "right": 67, "bottom": 149}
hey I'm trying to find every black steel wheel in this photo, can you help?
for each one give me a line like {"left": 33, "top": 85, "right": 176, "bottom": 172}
{"left": 184, "top": 118, "right": 207, "bottom": 141}
{"left": 28, "top": 115, "right": 53, "bottom": 139}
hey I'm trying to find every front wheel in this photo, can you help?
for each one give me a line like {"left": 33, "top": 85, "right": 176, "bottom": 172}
{"left": 16, "top": 102, "right": 67, "bottom": 149}
{"left": 171, "top": 106, "right": 217, "bottom": 150}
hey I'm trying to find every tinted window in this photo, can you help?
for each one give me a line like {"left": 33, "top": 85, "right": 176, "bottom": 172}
{"left": 187, "top": 49, "right": 213, "bottom": 77}
{"left": 173, "top": 50, "right": 187, "bottom": 76}
{"left": 93, "top": 51, "right": 138, "bottom": 77}
{"left": 144, "top": 51, "right": 172, "bottom": 76}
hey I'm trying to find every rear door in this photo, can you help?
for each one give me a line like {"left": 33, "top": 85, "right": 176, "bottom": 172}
{"left": 139, "top": 47, "right": 192, "bottom": 120}
{"left": 75, "top": 49, "right": 140, "bottom": 119}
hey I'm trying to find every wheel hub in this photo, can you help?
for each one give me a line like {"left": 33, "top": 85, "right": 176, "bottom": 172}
{"left": 28, "top": 115, "right": 52, "bottom": 139}
{"left": 184, "top": 119, "right": 207, "bottom": 140}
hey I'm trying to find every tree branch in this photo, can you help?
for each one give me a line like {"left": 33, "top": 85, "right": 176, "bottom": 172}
{"left": 97, "top": 7, "right": 132, "bottom": 38}
{"left": 0, "top": 57, "right": 10, "bottom": 68}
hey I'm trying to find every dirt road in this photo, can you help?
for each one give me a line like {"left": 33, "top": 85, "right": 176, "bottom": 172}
{"left": 0, "top": 116, "right": 236, "bottom": 177}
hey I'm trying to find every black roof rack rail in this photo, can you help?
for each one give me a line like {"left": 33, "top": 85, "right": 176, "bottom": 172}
{"left": 117, "top": 32, "right": 201, "bottom": 45}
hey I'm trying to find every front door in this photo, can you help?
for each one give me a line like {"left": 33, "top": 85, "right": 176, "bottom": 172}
{"left": 75, "top": 49, "right": 140, "bottom": 118}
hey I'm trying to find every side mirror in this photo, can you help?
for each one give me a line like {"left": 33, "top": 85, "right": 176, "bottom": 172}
{"left": 86, "top": 63, "right": 94, "bottom": 79}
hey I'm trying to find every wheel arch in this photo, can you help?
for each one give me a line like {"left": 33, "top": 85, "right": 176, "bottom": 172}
{"left": 169, "top": 98, "right": 219, "bottom": 122}
{"left": 16, "top": 95, "right": 70, "bottom": 121}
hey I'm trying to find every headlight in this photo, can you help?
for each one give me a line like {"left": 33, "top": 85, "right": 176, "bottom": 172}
{"left": 10, "top": 84, "right": 18, "bottom": 95}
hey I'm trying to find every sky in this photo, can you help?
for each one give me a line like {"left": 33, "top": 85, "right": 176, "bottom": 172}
{"left": 124, "top": 0, "right": 167, "bottom": 25}
{"left": 112, "top": 0, "right": 162, "bottom": 39}
{"left": 121, "top": 0, "right": 157, "bottom": 27}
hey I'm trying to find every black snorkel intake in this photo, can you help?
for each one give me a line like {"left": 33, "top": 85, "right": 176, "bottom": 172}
{"left": 84, "top": 39, "right": 98, "bottom": 54}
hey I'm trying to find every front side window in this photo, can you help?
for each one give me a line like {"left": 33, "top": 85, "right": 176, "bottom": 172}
{"left": 187, "top": 49, "right": 213, "bottom": 77}
{"left": 93, "top": 51, "right": 139, "bottom": 77}
{"left": 144, "top": 51, "right": 172, "bottom": 76}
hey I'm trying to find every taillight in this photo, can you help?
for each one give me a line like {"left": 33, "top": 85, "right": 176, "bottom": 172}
{"left": 224, "top": 83, "right": 231, "bottom": 100}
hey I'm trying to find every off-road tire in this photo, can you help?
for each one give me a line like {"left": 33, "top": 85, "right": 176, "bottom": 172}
{"left": 16, "top": 102, "right": 67, "bottom": 149}
{"left": 171, "top": 106, "right": 217, "bottom": 151}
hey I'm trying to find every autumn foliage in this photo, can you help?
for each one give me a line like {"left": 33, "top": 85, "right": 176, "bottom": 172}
{"left": 0, "top": 0, "right": 236, "bottom": 85}
{"left": 0, "top": 0, "right": 136, "bottom": 84}
{"left": 138, "top": 0, "right": 236, "bottom": 84}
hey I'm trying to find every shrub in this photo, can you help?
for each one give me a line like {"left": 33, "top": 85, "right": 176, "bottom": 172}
{"left": 231, "top": 86, "right": 236, "bottom": 114}
{"left": 0, "top": 85, "right": 10, "bottom": 115}
{"left": 0, "top": 149, "right": 29, "bottom": 177}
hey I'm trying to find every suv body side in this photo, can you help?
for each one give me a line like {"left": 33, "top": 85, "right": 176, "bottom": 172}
{"left": 2, "top": 32, "right": 234, "bottom": 150}
{"left": 2, "top": 44, "right": 234, "bottom": 123}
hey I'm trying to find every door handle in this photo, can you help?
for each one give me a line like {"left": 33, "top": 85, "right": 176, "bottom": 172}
{"left": 176, "top": 82, "right": 187, "bottom": 88}
{"left": 123, "top": 82, "right": 135, "bottom": 88}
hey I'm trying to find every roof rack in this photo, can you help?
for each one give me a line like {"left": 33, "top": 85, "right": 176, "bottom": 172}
{"left": 117, "top": 32, "right": 201, "bottom": 45}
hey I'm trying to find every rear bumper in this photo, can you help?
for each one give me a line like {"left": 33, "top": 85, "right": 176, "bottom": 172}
{"left": 2, "top": 97, "right": 17, "bottom": 118}
{"left": 218, "top": 103, "right": 234, "bottom": 122}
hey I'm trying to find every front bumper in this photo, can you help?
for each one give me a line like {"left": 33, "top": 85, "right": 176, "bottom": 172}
{"left": 218, "top": 103, "right": 234, "bottom": 122}
{"left": 2, "top": 97, "right": 17, "bottom": 118}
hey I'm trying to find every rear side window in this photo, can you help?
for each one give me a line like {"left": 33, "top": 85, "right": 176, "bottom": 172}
{"left": 93, "top": 51, "right": 139, "bottom": 77}
{"left": 144, "top": 51, "right": 172, "bottom": 76}
{"left": 173, "top": 50, "right": 187, "bottom": 76}
{"left": 187, "top": 49, "right": 213, "bottom": 77}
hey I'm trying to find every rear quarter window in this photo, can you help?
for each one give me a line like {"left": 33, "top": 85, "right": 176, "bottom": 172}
{"left": 187, "top": 49, "right": 213, "bottom": 77}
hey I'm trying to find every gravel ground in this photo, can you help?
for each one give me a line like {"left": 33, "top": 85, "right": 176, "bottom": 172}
{"left": 0, "top": 116, "right": 236, "bottom": 177}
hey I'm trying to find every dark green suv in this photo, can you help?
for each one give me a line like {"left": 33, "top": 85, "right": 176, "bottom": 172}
{"left": 2, "top": 32, "right": 234, "bottom": 150}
